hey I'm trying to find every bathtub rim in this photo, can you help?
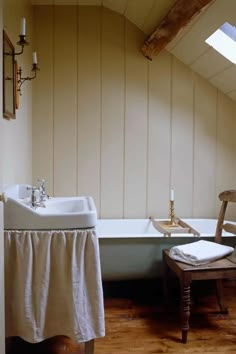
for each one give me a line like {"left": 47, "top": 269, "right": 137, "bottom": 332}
{"left": 95, "top": 218, "right": 236, "bottom": 239}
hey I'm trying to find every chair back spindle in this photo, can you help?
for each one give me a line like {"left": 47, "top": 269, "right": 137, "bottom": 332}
{"left": 215, "top": 190, "right": 236, "bottom": 243}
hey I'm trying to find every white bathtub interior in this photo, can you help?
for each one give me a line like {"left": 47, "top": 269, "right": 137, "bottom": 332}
{"left": 96, "top": 218, "right": 158, "bottom": 237}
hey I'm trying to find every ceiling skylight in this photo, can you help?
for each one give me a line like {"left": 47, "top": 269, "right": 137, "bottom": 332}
{"left": 205, "top": 22, "right": 236, "bottom": 64}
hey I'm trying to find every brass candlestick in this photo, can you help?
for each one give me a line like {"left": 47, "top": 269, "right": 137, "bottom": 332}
{"left": 169, "top": 200, "right": 177, "bottom": 226}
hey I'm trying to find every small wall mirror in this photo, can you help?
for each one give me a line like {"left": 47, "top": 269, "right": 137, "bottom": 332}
{"left": 3, "top": 30, "right": 15, "bottom": 119}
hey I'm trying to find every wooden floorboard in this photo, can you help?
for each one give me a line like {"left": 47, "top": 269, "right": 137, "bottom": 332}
{"left": 6, "top": 279, "right": 236, "bottom": 353}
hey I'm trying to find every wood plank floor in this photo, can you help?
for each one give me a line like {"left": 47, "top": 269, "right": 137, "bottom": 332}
{"left": 6, "top": 279, "right": 236, "bottom": 353}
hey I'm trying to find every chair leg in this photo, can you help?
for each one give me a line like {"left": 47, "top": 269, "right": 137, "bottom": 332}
{"left": 180, "top": 280, "right": 191, "bottom": 343}
{"left": 84, "top": 339, "right": 94, "bottom": 354}
{"left": 163, "top": 258, "right": 170, "bottom": 305}
{"left": 216, "top": 279, "right": 228, "bottom": 314}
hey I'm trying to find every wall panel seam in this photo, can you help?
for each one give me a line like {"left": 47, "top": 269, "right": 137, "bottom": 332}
{"left": 122, "top": 18, "right": 127, "bottom": 218}
{"left": 52, "top": 5, "right": 55, "bottom": 196}
{"left": 76, "top": 4, "right": 79, "bottom": 196}
{"left": 192, "top": 72, "right": 196, "bottom": 216}
{"left": 145, "top": 61, "right": 150, "bottom": 218}
{"left": 99, "top": 6, "right": 103, "bottom": 218}
{"left": 215, "top": 89, "right": 219, "bottom": 213}
{"left": 169, "top": 55, "right": 173, "bottom": 190}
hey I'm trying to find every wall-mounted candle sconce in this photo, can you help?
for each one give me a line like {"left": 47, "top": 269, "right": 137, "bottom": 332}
{"left": 3, "top": 17, "right": 40, "bottom": 99}
{"left": 17, "top": 51, "right": 40, "bottom": 95}
{"left": 15, "top": 17, "right": 40, "bottom": 95}
{"left": 3, "top": 17, "right": 40, "bottom": 118}
{"left": 14, "top": 18, "right": 29, "bottom": 56}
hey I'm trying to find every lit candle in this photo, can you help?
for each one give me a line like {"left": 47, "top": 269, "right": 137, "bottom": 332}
{"left": 32, "top": 51, "right": 37, "bottom": 64}
{"left": 20, "top": 17, "right": 26, "bottom": 36}
{"left": 170, "top": 189, "right": 174, "bottom": 201}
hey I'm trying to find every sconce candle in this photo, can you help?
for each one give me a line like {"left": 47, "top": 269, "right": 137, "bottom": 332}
{"left": 20, "top": 17, "right": 26, "bottom": 36}
{"left": 33, "top": 51, "right": 37, "bottom": 64}
{"left": 5, "top": 17, "right": 40, "bottom": 98}
{"left": 170, "top": 189, "right": 174, "bottom": 201}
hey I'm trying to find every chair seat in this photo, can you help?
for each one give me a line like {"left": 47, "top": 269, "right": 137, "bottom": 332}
{"left": 164, "top": 248, "right": 236, "bottom": 270}
{"left": 163, "top": 249, "right": 236, "bottom": 281}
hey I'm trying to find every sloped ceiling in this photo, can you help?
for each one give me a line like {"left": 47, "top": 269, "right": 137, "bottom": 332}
{"left": 31, "top": 0, "right": 236, "bottom": 102}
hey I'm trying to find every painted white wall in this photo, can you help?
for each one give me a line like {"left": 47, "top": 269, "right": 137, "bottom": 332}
{"left": 32, "top": 6, "right": 236, "bottom": 220}
{"left": 2, "top": 0, "right": 33, "bottom": 188}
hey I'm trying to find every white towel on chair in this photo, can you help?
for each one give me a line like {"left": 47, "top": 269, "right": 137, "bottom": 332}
{"left": 169, "top": 240, "right": 234, "bottom": 266}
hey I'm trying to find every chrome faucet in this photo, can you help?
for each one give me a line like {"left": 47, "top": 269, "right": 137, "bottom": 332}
{"left": 27, "top": 186, "right": 41, "bottom": 208}
{"left": 37, "top": 179, "right": 49, "bottom": 202}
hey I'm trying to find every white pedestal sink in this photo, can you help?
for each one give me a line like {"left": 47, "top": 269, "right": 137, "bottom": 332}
{"left": 4, "top": 184, "right": 97, "bottom": 230}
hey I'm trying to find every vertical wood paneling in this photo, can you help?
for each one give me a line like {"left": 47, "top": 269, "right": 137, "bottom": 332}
{"left": 33, "top": 6, "right": 54, "bottom": 195}
{"left": 171, "top": 58, "right": 194, "bottom": 217}
{"left": 54, "top": 6, "right": 77, "bottom": 196}
{"left": 101, "top": 8, "right": 125, "bottom": 217}
{"left": 216, "top": 92, "right": 236, "bottom": 219}
{"left": 124, "top": 20, "right": 148, "bottom": 218}
{"left": 77, "top": 7, "right": 101, "bottom": 211}
{"left": 32, "top": 6, "right": 236, "bottom": 219}
{"left": 193, "top": 76, "right": 217, "bottom": 217}
{"left": 147, "top": 51, "right": 171, "bottom": 218}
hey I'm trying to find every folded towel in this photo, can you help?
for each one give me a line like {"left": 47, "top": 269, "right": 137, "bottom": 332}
{"left": 169, "top": 240, "right": 234, "bottom": 266}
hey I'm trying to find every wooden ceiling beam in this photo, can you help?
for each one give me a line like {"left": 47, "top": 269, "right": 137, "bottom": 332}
{"left": 141, "top": 0, "right": 214, "bottom": 60}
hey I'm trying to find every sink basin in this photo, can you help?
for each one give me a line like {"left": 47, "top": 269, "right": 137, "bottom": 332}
{"left": 4, "top": 184, "right": 97, "bottom": 230}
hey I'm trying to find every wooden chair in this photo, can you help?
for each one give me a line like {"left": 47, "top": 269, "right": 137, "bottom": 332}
{"left": 163, "top": 190, "right": 236, "bottom": 343}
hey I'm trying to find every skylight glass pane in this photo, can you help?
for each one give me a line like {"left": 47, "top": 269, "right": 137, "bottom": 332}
{"left": 220, "top": 22, "right": 236, "bottom": 41}
{"left": 205, "top": 22, "right": 236, "bottom": 65}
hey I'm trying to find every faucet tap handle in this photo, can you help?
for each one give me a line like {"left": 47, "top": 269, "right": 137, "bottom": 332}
{"left": 37, "top": 179, "right": 49, "bottom": 200}
{"left": 27, "top": 186, "right": 39, "bottom": 207}
{"left": 37, "top": 178, "right": 46, "bottom": 187}
{"left": 27, "top": 186, "right": 39, "bottom": 192}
